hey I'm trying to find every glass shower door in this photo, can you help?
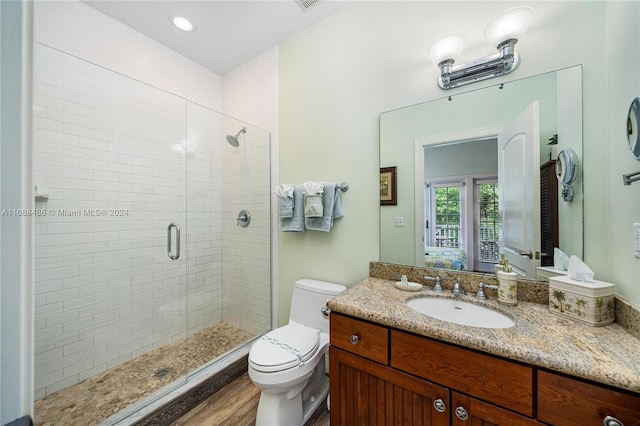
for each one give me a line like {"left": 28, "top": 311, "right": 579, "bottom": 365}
{"left": 184, "top": 104, "right": 272, "bottom": 376}
{"left": 33, "top": 44, "right": 189, "bottom": 424}
{"left": 33, "top": 43, "right": 273, "bottom": 425}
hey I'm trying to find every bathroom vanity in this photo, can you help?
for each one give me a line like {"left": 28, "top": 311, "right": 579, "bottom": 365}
{"left": 327, "top": 277, "right": 640, "bottom": 426}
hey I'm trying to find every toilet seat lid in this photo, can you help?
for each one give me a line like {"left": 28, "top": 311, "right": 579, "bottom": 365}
{"left": 250, "top": 324, "right": 320, "bottom": 373}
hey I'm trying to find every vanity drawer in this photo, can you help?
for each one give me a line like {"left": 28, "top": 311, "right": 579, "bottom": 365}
{"left": 330, "top": 313, "right": 389, "bottom": 365}
{"left": 391, "top": 330, "right": 533, "bottom": 416}
{"left": 537, "top": 370, "right": 640, "bottom": 425}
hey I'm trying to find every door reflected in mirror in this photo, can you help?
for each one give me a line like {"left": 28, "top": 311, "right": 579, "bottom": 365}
{"left": 379, "top": 66, "right": 583, "bottom": 281}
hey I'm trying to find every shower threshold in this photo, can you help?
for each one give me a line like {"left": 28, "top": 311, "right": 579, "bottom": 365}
{"left": 34, "top": 322, "right": 252, "bottom": 426}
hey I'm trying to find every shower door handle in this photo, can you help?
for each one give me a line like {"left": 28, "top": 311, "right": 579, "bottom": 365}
{"left": 167, "top": 223, "right": 180, "bottom": 260}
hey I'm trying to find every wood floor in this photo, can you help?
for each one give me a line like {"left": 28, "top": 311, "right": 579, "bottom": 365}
{"left": 172, "top": 373, "right": 330, "bottom": 426}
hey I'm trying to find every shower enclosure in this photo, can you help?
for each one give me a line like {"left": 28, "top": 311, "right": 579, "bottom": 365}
{"left": 32, "top": 44, "right": 271, "bottom": 424}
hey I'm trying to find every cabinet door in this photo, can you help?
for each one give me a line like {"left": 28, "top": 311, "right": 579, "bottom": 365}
{"left": 451, "top": 393, "right": 543, "bottom": 426}
{"left": 329, "top": 347, "right": 449, "bottom": 426}
{"left": 538, "top": 370, "right": 640, "bottom": 426}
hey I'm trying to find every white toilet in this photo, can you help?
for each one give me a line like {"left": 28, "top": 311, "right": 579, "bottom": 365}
{"left": 248, "top": 278, "right": 346, "bottom": 426}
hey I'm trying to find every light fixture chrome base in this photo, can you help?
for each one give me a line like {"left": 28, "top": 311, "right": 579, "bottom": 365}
{"left": 437, "top": 39, "right": 520, "bottom": 90}
{"left": 561, "top": 184, "right": 574, "bottom": 202}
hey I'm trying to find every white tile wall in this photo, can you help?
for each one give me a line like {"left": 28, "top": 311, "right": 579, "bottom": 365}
{"left": 220, "top": 120, "right": 272, "bottom": 335}
{"left": 33, "top": 45, "right": 271, "bottom": 398}
{"left": 221, "top": 47, "right": 278, "bottom": 329}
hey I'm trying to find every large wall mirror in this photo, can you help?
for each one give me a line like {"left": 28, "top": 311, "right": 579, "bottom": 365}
{"left": 380, "top": 66, "right": 583, "bottom": 281}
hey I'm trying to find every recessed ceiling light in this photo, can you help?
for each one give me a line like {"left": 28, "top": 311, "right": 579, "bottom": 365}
{"left": 170, "top": 15, "right": 196, "bottom": 32}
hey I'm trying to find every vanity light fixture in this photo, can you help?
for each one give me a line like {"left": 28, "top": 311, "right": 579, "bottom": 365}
{"left": 170, "top": 14, "right": 196, "bottom": 32}
{"left": 429, "top": 6, "right": 534, "bottom": 90}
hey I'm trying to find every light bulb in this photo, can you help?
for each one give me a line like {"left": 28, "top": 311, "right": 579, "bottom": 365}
{"left": 171, "top": 15, "right": 196, "bottom": 32}
{"left": 484, "top": 7, "right": 534, "bottom": 48}
{"left": 428, "top": 33, "right": 465, "bottom": 65}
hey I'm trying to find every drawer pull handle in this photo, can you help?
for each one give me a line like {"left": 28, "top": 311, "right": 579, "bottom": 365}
{"left": 350, "top": 334, "right": 360, "bottom": 345}
{"left": 433, "top": 398, "right": 446, "bottom": 413}
{"left": 604, "top": 416, "right": 624, "bottom": 426}
{"left": 455, "top": 406, "right": 468, "bottom": 421}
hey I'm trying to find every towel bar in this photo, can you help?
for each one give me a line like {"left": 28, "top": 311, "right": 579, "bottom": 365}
{"left": 337, "top": 182, "right": 349, "bottom": 192}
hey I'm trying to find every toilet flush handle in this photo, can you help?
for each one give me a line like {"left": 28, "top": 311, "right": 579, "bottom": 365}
{"left": 321, "top": 300, "right": 331, "bottom": 317}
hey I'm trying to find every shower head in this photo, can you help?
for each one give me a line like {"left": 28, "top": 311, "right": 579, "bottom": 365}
{"left": 226, "top": 127, "right": 246, "bottom": 147}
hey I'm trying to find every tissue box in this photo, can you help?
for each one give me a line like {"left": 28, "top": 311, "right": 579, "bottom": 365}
{"left": 548, "top": 276, "right": 615, "bottom": 326}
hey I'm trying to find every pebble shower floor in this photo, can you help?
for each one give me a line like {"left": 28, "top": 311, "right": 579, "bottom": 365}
{"left": 34, "top": 322, "right": 252, "bottom": 426}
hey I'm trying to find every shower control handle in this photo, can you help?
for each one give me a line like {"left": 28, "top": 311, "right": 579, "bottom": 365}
{"left": 167, "top": 223, "right": 180, "bottom": 260}
{"left": 237, "top": 209, "right": 251, "bottom": 227}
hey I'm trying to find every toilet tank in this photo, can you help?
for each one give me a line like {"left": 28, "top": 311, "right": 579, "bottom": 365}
{"left": 289, "top": 279, "right": 346, "bottom": 333}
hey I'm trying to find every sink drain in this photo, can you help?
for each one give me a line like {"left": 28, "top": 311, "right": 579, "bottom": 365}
{"left": 154, "top": 367, "right": 172, "bottom": 379}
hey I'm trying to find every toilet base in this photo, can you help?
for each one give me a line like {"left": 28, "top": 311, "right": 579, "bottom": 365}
{"left": 255, "top": 361, "right": 329, "bottom": 426}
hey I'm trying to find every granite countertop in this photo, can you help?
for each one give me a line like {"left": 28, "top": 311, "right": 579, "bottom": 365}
{"left": 327, "top": 277, "right": 640, "bottom": 394}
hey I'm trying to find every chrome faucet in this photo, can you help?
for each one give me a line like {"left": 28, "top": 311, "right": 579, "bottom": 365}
{"left": 452, "top": 278, "right": 465, "bottom": 296}
{"left": 476, "top": 282, "right": 498, "bottom": 300}
{"left": 423, "top": 276, "right": 443, "bottom": 292}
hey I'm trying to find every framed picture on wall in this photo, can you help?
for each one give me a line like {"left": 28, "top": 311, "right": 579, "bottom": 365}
{"left": 380, "top": 166, "right": 397, "bottom": 205}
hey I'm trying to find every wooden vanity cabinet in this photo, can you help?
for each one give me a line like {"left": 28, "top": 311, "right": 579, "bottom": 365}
{"left": 330, "top": 313, "right": 639, "bottom": 425}
{"left": 537, "top": 370, "right": 640, "bottom": 426}
{"left": 329, "top": 313, "right": 535, "bottom": 425}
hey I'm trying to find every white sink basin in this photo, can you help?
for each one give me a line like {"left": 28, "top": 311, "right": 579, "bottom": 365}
{"left": 407, "top": 297, "right": 515, "bottom": 329}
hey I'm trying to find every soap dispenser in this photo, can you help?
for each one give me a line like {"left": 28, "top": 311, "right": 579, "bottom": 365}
{"left": 496, "top": 259, "right": 517, "bottom": 305}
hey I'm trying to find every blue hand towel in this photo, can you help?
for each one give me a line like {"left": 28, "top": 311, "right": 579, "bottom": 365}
{"left": 278, "top": 196, "right": 294, "bottom": 218}
{"left": 305, "top": 183, "right": 344, "bottom": 232}
{"left": 279, "top": 185, "right": 305, "bottom": 232}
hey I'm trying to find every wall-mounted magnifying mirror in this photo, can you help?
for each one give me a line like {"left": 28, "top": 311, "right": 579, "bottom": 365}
{"left": 627, "top": 97, "right": 640, "bottom": 161}
{"left": 556, "top": 148, "right": 579, "bottom": 201}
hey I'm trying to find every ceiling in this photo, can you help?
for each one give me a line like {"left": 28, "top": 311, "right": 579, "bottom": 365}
{"left": 83, "top": 1, "right": 348, "bottom": 75}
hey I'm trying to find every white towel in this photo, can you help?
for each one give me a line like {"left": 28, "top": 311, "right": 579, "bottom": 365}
{"left": 274, "top": 184, "right": 295, "bottom": 218}
{"left": 302, "top": 181, "right": 324, "bottom": 218}
{"left": 302, "top": 181, "right": 324, "bottom": 196}
{"left": 274, "top": 184, "right": 294, "bottom": 198}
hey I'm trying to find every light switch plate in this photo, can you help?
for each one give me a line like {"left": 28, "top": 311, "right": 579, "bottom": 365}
{"left": 634, "top": 223, "right": 640, "bottom": 258}
{"left": 393, "top": 217, "right": 404, "bottom": 227}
